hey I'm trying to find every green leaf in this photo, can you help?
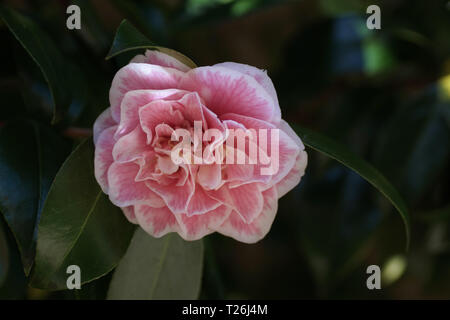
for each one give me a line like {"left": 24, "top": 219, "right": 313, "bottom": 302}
{"left": 30, "top": 139, "right": 134, "bottom": 290}
{"left": 107, "top": 229, "right": 203, "bottom": 300}
{"left": 293, "top": 125, "right": 411, "bottom": 250}
{"left": 0, "top": 120, "right": 70, "bottom": 274}
{"left": 0, "top": 6, "right": 87, "bottom": 124}
{"left": 106, "top": 19, "right": 197, "bottom": 69}
{"left": 0, "top": 216, "right": 27, "bottom": 299}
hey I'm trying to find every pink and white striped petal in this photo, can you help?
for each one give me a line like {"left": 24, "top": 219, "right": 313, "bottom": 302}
{"left": 179, "top": 66, "right": 277, "bottom": 122}
{"left": 94, "top": 126, "right": 117, "bottom": 193}
{"left": 121, "top": 206, "right": 138, "bottom": 224}
{"left": 108, "top": 161, "right": 165, "bottom": 207}
{"left": 177, "top": 92, "right": 207, "bottom": 125}
{"left": 207, "top": 183, "right": 264, "bottom": 224}
{"left": 112, "top": 125, "right": 148, "bottom": 163}
{"left": 220, "top": 112, "right": 276, "bottom": 130}
{"left": 215, "top": 187, "right": 278, "bottom": 243}
{"left": 197, "top": 164, "right": 222, "bottom": 190}
{"left": 93, "top": 108, "right": 116, "bottom": 145}
{"left": 175, "top": 205, "right": 231, "bottom": 241}
{"left": 134, "top": 204, "right": 180, "bottom": 238}
{"left": 278, "top": 119, "right": 305, "bottom": 149}
{"left": 116, "top": 89, "right": 187, "bottom": 138}
{"left": 276, "top": 150, "right": 307, "bottom": 198}
{"left": 139, "top": 100, "right": 185, "bottom": 142}
{"left": 145, "top": 178, "right": 195, "bottom": 214}
{"left": 214, "top": 62, "right": 281, "bottom": 122}
{"left": 135, "top": 151, "right": 158, "bottom": 182}
{"left": 186, "top": 185, "right": 221, "bottom": 216}
{"left": 109, "top": 63, "right": 184, "bottom": 122}
{"left": 268, "top": 129, "right": 300, "bottom": 185}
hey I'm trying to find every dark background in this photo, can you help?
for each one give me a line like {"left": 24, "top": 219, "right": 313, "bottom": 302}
{"left": 1, "top": 0, "right": 450, "bottom": 299}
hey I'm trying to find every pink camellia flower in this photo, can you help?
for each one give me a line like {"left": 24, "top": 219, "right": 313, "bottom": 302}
{"left": 93, "top": 49, "right": 307, "bottom": 243}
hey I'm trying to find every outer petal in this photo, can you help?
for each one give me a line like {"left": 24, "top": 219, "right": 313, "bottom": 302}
{"left": 207, "top": 183, "right": 263, "bottom": 224}
{"left": 214, "top": 62, "right": 281, "bottom": 121}
{"left": 122, "top": 206, "right": 138, "bottom": 224}
{"left": 108, "top": 161, "right": 165, "bottom": 207}
{"left": 135, "top": 204, "right": 180, "bottom": 238}
{"left": 276, "top": 150, "right": 307, "bottom": 198}
{"left": 278, "top": 119, "right": 305, "bottom": 149}
{"left": 145, "top": 178, "right": 195, "bottom": 214}
{"left": 94, "top": 125, "right": 117, "bottom": 193}
{"left": 262, "top": 129, "right": 300, "bottom": 186}
{"left": 222, "top": 115, "right": 299, "bottom": 185}
{"left": 179, "top": 66, "right": 277, "bottom": 122}
{"left": 131, "top": 49, "right": 192, "bottom": 72}
{"left": 93, "top": 108, "right": 116, "bottom": 145}
{"left": 186, "top": 185, "right": 221, "bottom": 216}
{"left": 175, "top": 205, "right": 231, "bottom": 241}
{"left": 215, "top": 187, "right": 278, "bottom": 243}
{"left": 109, "top": 63, "right": 184, "bottom": 122}
{"left": 220, "top": 112, "right": 276, "bottom": 130}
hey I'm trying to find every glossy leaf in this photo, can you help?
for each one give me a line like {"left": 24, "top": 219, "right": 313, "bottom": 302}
{"left": 30, "top": 139, "right": 134, "bottom": 290}
{"left": 0, "top": 120, "right": 70, "bottom": 274}
{"left": 106, "top": 19, "right": 197, "bottom": 68}
{"left": 0, "top": 216, "right": 27, "bottom": 299}
{"left": 0, "top": 6, "right": 87, "bottom": 124}
{"left": 0, "top": 6, "right": 68, "bottom": 123}
{"left": 110, "top": 0, "right": 166, "bottom": 44}
{"left": 107, "top": 229, "right": 203, "bottom": 300}
{"left": 293, "top": 125, "right": 411, "bottom": 250}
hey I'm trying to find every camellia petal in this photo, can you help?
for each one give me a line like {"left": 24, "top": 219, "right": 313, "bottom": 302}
{"left": 215, "top": 187, "right": 278, "bottom": 243}
{"left": 116, "top": 89, "right": 187, "bottom": 138}
{"left": 276, "top": 151, "right": 308, "bottom": 198}
{"left": 186, "top": 185, "right": 221, "bottom": 216}
{"left": 214, "top": 62, "right": 281, "bottom": 121}
{"left": 121, "top": 206, "right": 138, "bottom": 224}
{"left": 94, "top": 125, "right": 117, "bottom": 193}
{"left": 179, "top": 66, "right": 277, "bottom": 122}
{"left": 108, "top": 161, "right": 165, "bottom": 208}
{"left": 134, "top": 204, "right": 180, "bottom": 238}
{"left": 93, "top": 108, "right": 116, "bottom": 145}
{"left": 112, "top": 125, "right": 148, "bottom": 163}
{"left": 139, "top": 100, "right": 185, "bottom": 142}
{"left": 175, "top": 205, "right": 231, "bottom": 241}
{"left": 145, "top": 177, "right": 195, "bottom": 214}
{"left": 110, "top": 63, "right": 184, "bottom": 122}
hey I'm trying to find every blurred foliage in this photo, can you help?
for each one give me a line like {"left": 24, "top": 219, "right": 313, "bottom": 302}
{"left": 0, "top": 0, "right": 449, "bottom": 299}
